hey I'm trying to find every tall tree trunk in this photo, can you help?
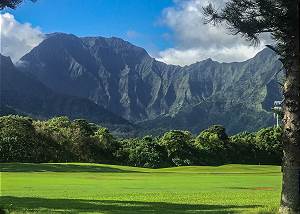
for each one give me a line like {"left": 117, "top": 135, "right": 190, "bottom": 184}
{"left": 280, "top": 2, "right": 300, "bottom": 212}
{"left": 280, "top": 63, "right": 300, "bottom": 212}
{"left": 280, "top": 137, "right": 300, "bottom": 213}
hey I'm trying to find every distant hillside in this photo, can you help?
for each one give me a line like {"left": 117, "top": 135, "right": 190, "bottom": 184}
{"left": 13, "top": 33, "right": 283, "bottom": 134}
{"left": 0, "top": 54, "right": 133, "bottom": 134}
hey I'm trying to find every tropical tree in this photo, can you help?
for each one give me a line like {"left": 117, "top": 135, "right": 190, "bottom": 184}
{"left": 255, "top": 127, "right": 283, "bottom": 164}
{"left": 195, "top": 125, "right": 229, "bottom": 165}
{"left": 94, "top": 127, "right": 120, "bottom": 162}
{"left": 117, "top": 136, "right": 166, "bottom": 168}
{"left": 230, "top": 132, "right": 258, "bottom": 164}
{"left": 159, "top": 130, "right": 195, "bottom": 166}
{"left": 203, "top": 1, "right": 299, "bottom": 212}
{"left": 0, "top": 115, "right": 43, "bottom": 162}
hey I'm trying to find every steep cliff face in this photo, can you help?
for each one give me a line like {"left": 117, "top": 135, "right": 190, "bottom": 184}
{"left": 137, "top": 49, "right": 283, "bottom": 135}
{"left": 0, "top": 54, "right": 131, "bottom": 131}
{"left": 20, "top": 33, "right": 184, "bottom": 121}
{"left": 18, "top": 33, "right": 283, "bottom": 134}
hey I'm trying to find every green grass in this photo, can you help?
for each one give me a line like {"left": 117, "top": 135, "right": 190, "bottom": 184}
{"left": 0, "top": 163, "right": 282, "bottom": 213}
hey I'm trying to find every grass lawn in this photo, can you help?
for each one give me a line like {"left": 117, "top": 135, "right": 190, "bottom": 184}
{"left": 0, "top": 163, "right": 282, "bottom": 213}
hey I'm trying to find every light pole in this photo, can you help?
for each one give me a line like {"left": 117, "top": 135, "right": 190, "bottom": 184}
{"left": 272, "top": 100, "right": 283, "bottom": 128}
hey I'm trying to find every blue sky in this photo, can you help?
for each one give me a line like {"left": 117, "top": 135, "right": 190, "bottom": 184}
{"left": 1, "top": 0, "right": 267, "bottom": 65}
{"left": 5, "top": 0, "right": 174, "bottom": 54}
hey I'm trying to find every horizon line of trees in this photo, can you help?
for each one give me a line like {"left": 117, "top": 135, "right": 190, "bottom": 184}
{"left": 0, "top": 115, "right": 283, "bottom": 168}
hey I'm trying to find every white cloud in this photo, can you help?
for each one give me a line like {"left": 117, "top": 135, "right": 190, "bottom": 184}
{"left": 158, "top": 0, "right": 273, "bottom": 65}
{"left": 0, "top": 13, "right": 44, "bottom": 63}
{"left": 157, "top": 45, "right": 265, "bottom": 65}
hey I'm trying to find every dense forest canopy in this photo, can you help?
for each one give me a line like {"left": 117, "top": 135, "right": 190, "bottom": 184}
{"left": 0, "top": 115, "right": 282, "bottom": 168}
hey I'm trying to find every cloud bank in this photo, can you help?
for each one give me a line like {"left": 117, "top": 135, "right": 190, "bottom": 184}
{"left": 157, "top": 0, "right": 272, "bottom": 65}
{"left": 0, "top": 13, "right": 44, "bottom": 63}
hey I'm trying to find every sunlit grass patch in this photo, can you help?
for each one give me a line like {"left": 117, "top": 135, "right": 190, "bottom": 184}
{"left": 0, "top": 163, "right": 281, "bottom": 213}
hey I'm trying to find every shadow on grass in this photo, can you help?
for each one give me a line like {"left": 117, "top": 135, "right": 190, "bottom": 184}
{"left": 0, "top": 196, "right": 261, "bottom": 214}
{"left": 0, "top": 163, "right": 139, "bottom": 173}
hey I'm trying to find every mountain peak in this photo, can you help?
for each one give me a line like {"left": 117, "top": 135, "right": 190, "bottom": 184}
{"left": 253, "top": 48, "right": 277, "bottom": 59}
{"left": 81, "top": 35, "right": 149, "bottom": 57}
{"left": 46, "top": 32, "right": 77, "bottom": 39}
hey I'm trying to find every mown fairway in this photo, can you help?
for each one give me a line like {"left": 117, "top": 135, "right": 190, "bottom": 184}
{"left": 0, "top": 163, "right": 281, "bottom": 213}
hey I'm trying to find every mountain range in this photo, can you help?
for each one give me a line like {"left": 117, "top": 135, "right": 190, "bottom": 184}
{"left": 1, "top": 33, "right": 283, "bottom": 135}
{"left": 0, "top": 54, "right": 133, "bottom": 135}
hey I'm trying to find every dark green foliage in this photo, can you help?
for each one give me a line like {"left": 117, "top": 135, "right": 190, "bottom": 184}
{"left": 255, "top": 127, "right": 283, "bottom": 164}
{"left": 230, "top": 132, "right": 258, "bottom": 164}
{"left": 93, "top": 127, "right": 119, "bottom": 163}
{"left": 203, "top": 125, "right": 229, "bottom": 141}
{"left": 194, "top": 125, "right": 282, "bottom": 165}
{"left": 0, "top": 115, "right": 116, "bottom": 163}
{"left": 0, "top": 115, "right": 283, "bottom": 167}
{"left": 229, "top": 127, "right": 283, "bottom": 165}
{"left": 33, "top": 117, "right": 77, "bottom": 162}
{"left": 33, "top": 117, "right": 118, "bottom": 163}
{"left": 159, "top": 130, "right": 196, "bottom": 166}
{"left": 116, "top": 136, "right": 166, "bottom": 168}
{"left": 73, "top": 119, "right": 98, "bottom": 137}
{"left": 195, "top": 125, "right": 230, "bottom": 165}
{"left": 0, "top": 115, "right": 44, "bottom": 162}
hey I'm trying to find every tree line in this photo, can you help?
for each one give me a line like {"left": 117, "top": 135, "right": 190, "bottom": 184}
{"left": 0, "top": 115, "right": 282, "bottom": 168}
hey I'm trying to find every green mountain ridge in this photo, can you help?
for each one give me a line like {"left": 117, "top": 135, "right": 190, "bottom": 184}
{"left": 139, "top": 50, "right": 283, "bottom": 135}
{"left": 5, "top": 33, "right": 283, "bottom": 135}
{"left": 0, "top": 54, "right": 134, "bottom": 134}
